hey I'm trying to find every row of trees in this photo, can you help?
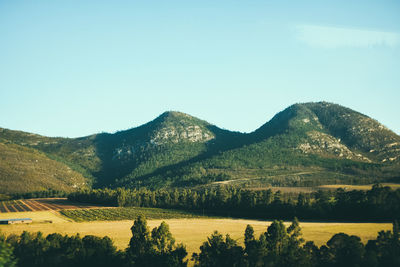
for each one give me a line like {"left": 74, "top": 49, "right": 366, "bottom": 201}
{"left": 0, "top": 216, "right": 186, "bottom": 267}
{"left": 10, "top": 189, "right": 68, "bottom": 200}
{"left": 193, "top": 218, "right": 400, "bottom": 267}
{"left": 1, "top": 217, "right": 399, "bottom": 267}
{"left": 69, "top": 184, "right": 400, "bottom": 221}
{"left": 0, "top": 190, "right": 68, "bottom": 201}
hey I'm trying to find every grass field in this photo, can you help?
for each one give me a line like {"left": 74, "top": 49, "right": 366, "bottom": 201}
{"left": 0, "top": 210, "right": 392, "bottom": 262}
{"left": 246, "top": 183, "right": 400, "bottom": 193}
{"left": 318, "top": 183, "right": 400, "bottom": 190}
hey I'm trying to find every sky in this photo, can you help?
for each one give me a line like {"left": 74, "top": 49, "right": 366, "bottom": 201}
{"left": 0, "top": 0, "right": 399, "bottom": 137}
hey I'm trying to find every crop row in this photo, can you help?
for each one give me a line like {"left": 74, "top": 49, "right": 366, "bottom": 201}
{"left": 0, "top": 200, "right": 32, "bottom": 213}
{"left": 59, "top": 207, "right": 204, "bottom": 222}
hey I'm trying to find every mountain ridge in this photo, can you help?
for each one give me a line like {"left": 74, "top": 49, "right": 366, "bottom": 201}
{"left": 1, "top": 101, "right": 399, "bottom": 193}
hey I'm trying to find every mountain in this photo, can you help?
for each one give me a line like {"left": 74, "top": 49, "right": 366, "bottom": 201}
{"left": 0, "top": 102, "right": 399, "bottom": 193}
{"left": 253, "top": 102, "right": 400, "bottom": 163}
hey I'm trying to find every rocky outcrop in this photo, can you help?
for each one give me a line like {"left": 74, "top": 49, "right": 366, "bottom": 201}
{"left": 298, "top": 131, "right": 371, "bottom": 162}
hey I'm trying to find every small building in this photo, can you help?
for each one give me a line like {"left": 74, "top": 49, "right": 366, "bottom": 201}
{"left": 0, "top": 218, "right": 32, "bottom": 224}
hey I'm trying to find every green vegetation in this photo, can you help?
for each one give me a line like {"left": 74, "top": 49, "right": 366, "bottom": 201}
{"left": 1, "top": 216, "right": 399, "bottom": 267}
{"left": 0, "top": 141, "right": 87, "bottom": 194}
{"left": 193, "top": 218, "right": 400, "bottom": 267}
{"left": 69, "top": 184, "right": 400, "bottom": 222}
{"left": 9, "top": 189, "right": 68, "bottom": 200}
{"left": 0, "top": 216, "right": 187, "bottom": 267}
{"left": 1, "top": 102, "right": 399, "bottom": 193}
{"left": 59, "top": 207, "right": 207, "bottom": 222}
{"left": 126, "top": 215, "right": 187, "bottom": 266}
{"left": 0, "top": 237, "right": 17, "bottom": 267}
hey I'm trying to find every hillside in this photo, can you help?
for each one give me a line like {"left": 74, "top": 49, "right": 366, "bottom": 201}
{"left": 0, "top": 140, "right": 88, "bottom": 194}
{"left": 0, "top": 102, "right": 399, "bottom": 192}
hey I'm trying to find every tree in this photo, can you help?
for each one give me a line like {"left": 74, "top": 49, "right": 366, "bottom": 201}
{"left": 151, "top": 221, "right": 187, "bottom": 267}
{"left": 365, "top": 221, "right": 400, "bottom": 267}
{"left": 244, "top": 224, "right": 264, "bottom": 267}
{"left": 244, "top": 224, "right": 255, "bottom": 247}
{"left": 326, "top": 233, "right": 364, "bottom": 267}
{"left": 126, "top": 215, "right": 153, "bottom": 266}
{"left": 193, "top": 231, "right": 245, "bottom": 267}
{"left": 283, "top": 218, "right": 310, "bottom": 267}
{"left": 126, "top": 216, "right": 187, "bottom": 267}
{"left": 151, "top": 221, "right": 175, "bottom": 253}
{"left": 80, "top": 236, "right": 118, "bottom": 267}
{"left": 265, "top": 220, "right": 288, "bottom": 254}
{"left": 0, "top": 241, "right": 17, "bottom": 267}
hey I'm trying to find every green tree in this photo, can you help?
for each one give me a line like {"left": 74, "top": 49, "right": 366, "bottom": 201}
{"left": 151, "top": 221, "right": 175, "bottom": 253}
{"left": 126, "top": 215, "right": 153, "bottom": 266}
{"left": 365, "top": 221, "right": 400, "bottom": 267}
{"left": 265, "top": 220, "right": 288, "bottom": 254}
{"left": 126, "top": 216, "right": 187, "bottom": 267}
{"left": 0, "top": 241, "right": 17, "bottom": 267}
{"left": 193, "top": 231, "right": 245, "bottom": 267}
{"left": 326, "top": 233, "right": 364, "bottom": 267}
{"left": 244, "top": 224, "right": 255, "bottom": 247}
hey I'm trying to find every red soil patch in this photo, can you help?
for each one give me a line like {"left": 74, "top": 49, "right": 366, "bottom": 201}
{"left": 0, "top": 198, "right": 110, "bottom": 213}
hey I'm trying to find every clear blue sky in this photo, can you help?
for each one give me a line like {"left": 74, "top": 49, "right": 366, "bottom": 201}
{"left": 1, "top": 0, "right": 399, "bottom": 137}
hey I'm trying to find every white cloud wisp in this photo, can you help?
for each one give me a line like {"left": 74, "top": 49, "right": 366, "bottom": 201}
{"left": 295, "top": 25, "right": 400, "bottom": 48}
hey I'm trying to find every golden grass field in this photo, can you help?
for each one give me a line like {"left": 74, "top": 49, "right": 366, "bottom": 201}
{"left": 0, "top": 210, "right": 392, "bottom": 260}
{"left": 318, "top": 183, "right": 400, "bottom": 190}
{"left": 246, "top": 183, "right": 400, "bottom": 193}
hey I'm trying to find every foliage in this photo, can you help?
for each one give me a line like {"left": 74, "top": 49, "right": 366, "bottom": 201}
{"left": 126, "top": 215, "right": 187, "bottom": 267}
{"left": 0, "top": 232, "right": 17, "bottom": 267}
{"left": 69, "top": 184, "right": 400, "bottom": 221}
{"left": 192, "top": 231, "right": 245, "bottom": 267}
{"left": 59, "top": 207, "right": 207, "bottom": 222}
{"left": 1, "top": 102, "right": 400, "bottom": 193}
{"left": 2, "top": 217, "right": 187, "bottom": 267}
{"left": 4, "top": 231, "right": 119, "bottom": 267}
{"left": 10, "top": 189, "right": 67, "bottom": 200}
{"left": 1, "top": 215, "right": 400, "bottom": 267}
{"left": 194, "top": 219, "right": 400, "bottom": 267}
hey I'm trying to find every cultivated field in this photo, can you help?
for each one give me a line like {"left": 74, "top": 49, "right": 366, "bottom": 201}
{"left": 0, "top": 197, "right": 394, "bottom": 264}
{"left": 0, "top": 210, "right": 392, "bottom": 260}
{"left": 0, "top": 198, "right": 107, "bottom": 213}
{"left": 60, "top": 207, "right": 205, "bottom": 221}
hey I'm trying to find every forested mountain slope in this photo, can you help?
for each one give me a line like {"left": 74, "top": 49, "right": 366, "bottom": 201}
{"left": 1, "top": 102, "right": 399, "bottom": 192}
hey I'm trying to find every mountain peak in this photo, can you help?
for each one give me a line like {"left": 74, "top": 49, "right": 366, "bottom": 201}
{"left": 160, "top": 111, "right": 192, "bottom": 118}
{"left": 155, "top": 111, "right": 210, "bottom": 126}
{"left": 148, "top": 111, "right": 214, "bottom": 145}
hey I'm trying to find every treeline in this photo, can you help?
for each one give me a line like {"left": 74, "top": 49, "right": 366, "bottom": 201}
{"left": 11, "top": 189, "right": 68, "bottom": 200}
{"left": 1, "top": 217, "right": 399, "bottom": 267}
{"left": 68, "top": 184, "right": 400, "bottom": 221}
{"left": 0, "top": 190, "right": 68, "bottom": 201}
{"left": 194, "top": 218, "right": 400, "bottom": 267}
{"left": 0, "top": 216, "right": 186, "bottom": 267}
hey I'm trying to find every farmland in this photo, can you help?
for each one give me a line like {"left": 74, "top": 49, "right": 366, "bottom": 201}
{"left": 0, "top": 197, "right": 395, "bottom": 264}
{"left": 0, "top": 198, "right": 108, "bottom": 213}
{"left": 0, "top": 209, "right": 392, "bottom": 258}
{"left": 60, "top": 207, "right": 206, "bottom": 222}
